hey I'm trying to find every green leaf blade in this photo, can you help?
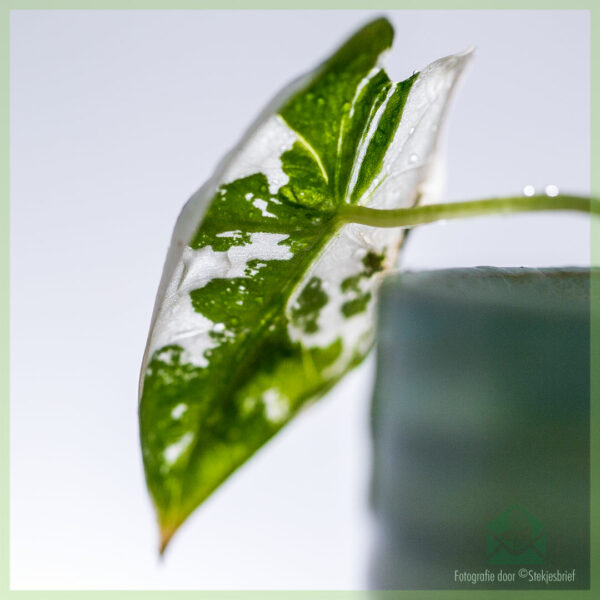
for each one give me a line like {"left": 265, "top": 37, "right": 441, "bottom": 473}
{"left": 139, "top": 17, "right": 472, "bottom": 551}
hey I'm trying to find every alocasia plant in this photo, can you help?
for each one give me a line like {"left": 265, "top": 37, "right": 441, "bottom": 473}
{"left": 139, "top": 17, "right": 595, "bottom": 552}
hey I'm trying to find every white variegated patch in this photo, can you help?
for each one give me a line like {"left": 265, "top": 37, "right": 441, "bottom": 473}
{"left": 146, "top": 233, "right": 293, "bottom": 368}
{"left": 171, "top": 403, "right": 187, "bottom": 419}
{"left": 221, "top": 115, "right": 298, "bottom": 195}
{"left": 261, "top": 388, "right": 289, "bottom": 423}
{"left": 361, "top": 51, "right": 473, "bottom": 211}
{"left": 164, "top": 432, "right": 194, "bottom": 467}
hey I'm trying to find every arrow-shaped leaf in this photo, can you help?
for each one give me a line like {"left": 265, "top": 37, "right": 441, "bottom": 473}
{"left": 139, "top": 17, "right": 471, "bottom": 551}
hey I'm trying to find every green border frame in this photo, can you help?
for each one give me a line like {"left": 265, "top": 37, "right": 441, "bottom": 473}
{"left": 3, "top": 3, "right": 596, "bottom": 598}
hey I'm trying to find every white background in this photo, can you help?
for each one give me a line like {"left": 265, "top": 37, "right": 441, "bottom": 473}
{"left": 10, "top": 10, "right": 589, "bottom": 590}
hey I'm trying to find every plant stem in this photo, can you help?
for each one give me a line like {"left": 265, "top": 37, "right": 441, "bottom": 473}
{"left": 338, "top": 194, "right": 599, "bottom": 229}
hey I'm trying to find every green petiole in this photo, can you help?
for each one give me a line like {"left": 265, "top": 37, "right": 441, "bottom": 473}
{"left": 338, "top": 194, "right": 599, "bottom": 229}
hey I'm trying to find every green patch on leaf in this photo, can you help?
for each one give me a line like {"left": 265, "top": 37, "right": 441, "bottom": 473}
{"left": 363, "top": 250, "right": 385, "bottom": 275}
{"left": 339, "top": 250, "right": 385, "bottom": 318}
{"left": 290, "top": 277, "right": 329, "bottom": 333}
{"left": 342, "top": 292, "right": 372, "bottom": 317}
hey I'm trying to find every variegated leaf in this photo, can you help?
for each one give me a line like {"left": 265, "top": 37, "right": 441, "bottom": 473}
{"left": 139, "top": 17, "right": 471, "bottom": 550}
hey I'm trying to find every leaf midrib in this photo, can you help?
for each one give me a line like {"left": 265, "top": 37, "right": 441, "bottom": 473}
{"left": 180, "top": 218, "right": 340, "bottom": 494}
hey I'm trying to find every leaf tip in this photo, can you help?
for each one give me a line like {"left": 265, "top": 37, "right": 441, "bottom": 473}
{"left": 158, "top": 522, "right": 179, "bottom": 557}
